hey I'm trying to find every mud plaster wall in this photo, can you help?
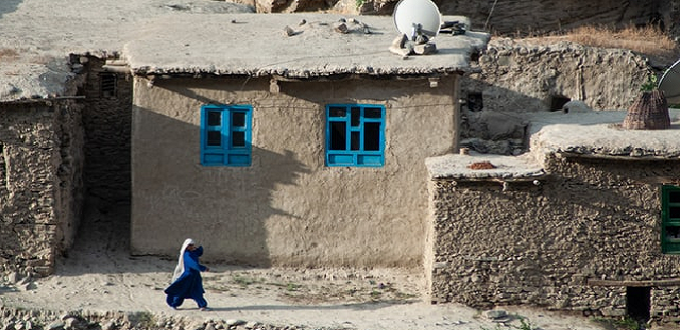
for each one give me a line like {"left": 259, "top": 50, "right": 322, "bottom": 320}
{"left": 0, "top": 100, "right": 85, "bottom": 277}
{"left": 428, "top": 155, "right": 680, "bottom": 320}
{"left": 462, "top": 41, "right": 651, "bottom": 113}
{"left": 131, "top": 75, "right": 457, "bottom": 268}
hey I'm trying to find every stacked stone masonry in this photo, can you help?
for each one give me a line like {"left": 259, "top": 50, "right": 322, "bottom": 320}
{"left": 462, "top": 40, "right": 652, "bottom": 113}
{"left": 428, "top": 154, "right": 680, "bottom": 323}
{"left": 0, "top": 100, "right": 85, "bottom": 277}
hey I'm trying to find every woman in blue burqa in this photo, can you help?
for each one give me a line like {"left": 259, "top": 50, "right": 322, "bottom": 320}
{"left": 165, "top": 238, "right": 210, "bottom": 310}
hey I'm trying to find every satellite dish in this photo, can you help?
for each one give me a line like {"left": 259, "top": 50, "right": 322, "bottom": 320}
{"left": 393, "top": 0, "right": 441, "bottom": 40}
{"left": 659, "top": 58, "right": 680, "bottom": 104}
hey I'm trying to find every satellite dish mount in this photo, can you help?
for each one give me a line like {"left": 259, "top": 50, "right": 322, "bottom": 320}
{"left": 390, "top": 0, "right": 442, "bottom": 57}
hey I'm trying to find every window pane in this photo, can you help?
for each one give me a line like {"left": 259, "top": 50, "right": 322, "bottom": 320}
{"left": 351, "top": 107, "right": 360, "bottom": 127}
{"left": 232, "top": 131, "right": 245, "bottom": 147}
{"left": 670, "top": 191, "right": 680, "bottom": 203}
{"left": 329, "top": 107, "right": 346, "bottom": 117}
{"left": 351, "top": 131, "right": 360, "bottom": 150}
{"left": 207, "top": 131, "right": 221, "bottom": 146}
{"left": 670, "top": 207, "right": 680, "bottom": 219}
{"left": 364, "top": 107, "right": 382, "bottom": 118}
{"left": 666, "top": 226, "right": 680, "bottom": 240}
{"left": 363, "top": 122, "right": 380, "bottom": 151}
{"left": 330, "top": 121, "right": 346, "bottom": 150}
{"left": 208, "top": 111, "right": 221, "bottom": 126}
{"left": 232, "top": 112, "right": 245, "bottom": 127}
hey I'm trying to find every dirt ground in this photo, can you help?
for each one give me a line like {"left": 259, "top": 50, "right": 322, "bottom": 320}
{"left": 0, "top": 205, "right": 631, "bottom": 330}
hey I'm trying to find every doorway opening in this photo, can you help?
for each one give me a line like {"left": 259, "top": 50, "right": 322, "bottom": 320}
{"left": 549, "top": 95, "right": 570, "bottom": 112}
{"left": 626, "top": 286, "right": 650, "bottom": 323}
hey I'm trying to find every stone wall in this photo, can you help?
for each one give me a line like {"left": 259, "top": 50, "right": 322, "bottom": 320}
{"left": 428, "top": 155, "right": 680, "bottom": 322}
{"left": 458, "top": 40, "right": 653, "bottom": 156}
{"left": 80, "top": 56, "right": 132, "bottom": 211}
{"left": 462, "top": 39, "right": 651, "bottom": 113}
{"left": 0, "top": 99, "right": 85, "bottom": 277}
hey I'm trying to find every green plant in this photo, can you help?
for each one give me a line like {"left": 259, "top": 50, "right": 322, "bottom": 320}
{"left": 640, "top": 74, "right": 659, "bottom": 92}
{"left": 232, "top": 274, "right": 259, "bottom": 287}
{"left": 592, "top": 316, "right": 644, "bottom": 330}
{"left": 355, "top": 0, "right": 364, "bottom": 9}
{"left": 515, "top": 318, "right": 535, "bottom": 330}
{"left": 286, "top": 283, "right": 302, "bottom": 291}
{"left": 370, "top": 290, "right": 382, "bottom": 299}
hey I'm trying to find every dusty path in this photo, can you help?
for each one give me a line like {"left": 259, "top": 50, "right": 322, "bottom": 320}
{"left": 0, "top": 204, "right": 614, "bottom": 330}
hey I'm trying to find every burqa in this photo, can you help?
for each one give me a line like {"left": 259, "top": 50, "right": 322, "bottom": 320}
{"left": 164, "top": 238, "right": 209, "bottom": 309}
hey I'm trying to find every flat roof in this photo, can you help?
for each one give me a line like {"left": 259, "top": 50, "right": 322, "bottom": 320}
{"left": 124, "top": 14, "right": 489, "bottom": 77}
{"left": 427, "top": 109, "right": 680, "bottom": 180}
{"left": 0, "top": 0, "right": 488, "bottom": 102}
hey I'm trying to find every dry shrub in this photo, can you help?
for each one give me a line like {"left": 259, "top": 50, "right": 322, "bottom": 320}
{"left": 563, "top": 24, "right": 678, "bottom": 59}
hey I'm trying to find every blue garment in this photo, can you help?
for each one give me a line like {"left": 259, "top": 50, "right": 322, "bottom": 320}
{"left": 164, "top": 246, "right": 208, "bottom": 308}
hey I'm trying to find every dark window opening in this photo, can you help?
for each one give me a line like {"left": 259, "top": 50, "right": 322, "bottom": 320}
{"left": 232, "top": 131, "right": 245, "bottom": 148}
{"left": 350, "top": 131, "right": 360, "bottom": 151}
{"left": 207, "top": 111, "right": 221, "bottom": 126}
{"left": 670, "top": 207, "right": 680, "bottom": 219}
{"left": 232, "top": 112, "right": 245, "bottom": 127}
{"left": 626, "top": 287, "right": 650, "bottom": 323}
{"left": 351, "top": 107, "right": 361, "bottom": 126}
{"left": 100, "top": 73, "right": 117, "bottom": 98}
{"left": 467, "top": 92, "right": 483, "bottom": 112}
{"left": 670, "top": 191, "right": 680, "bottom": 204}
{"left": 329, "top": 107, "right": 346, "bottom": 117}
{"left": 207, "top": 131, "right": 221, "bottom": 147}
{"left": 363, "top": 123, "right": 380, "bottom": 151}
{"left": 329, "top": 122, "right": 346, "bottom": 150}
{"left": 550, "top": 95, "right": 571, "bottom": 112}
{"left": 470, "top": 50, "right": 480, "bottom": 63}
{"left": 364, "top": 107, "right": 382, "bottom": 118}
{"left": 662, "top": 185, "right": 680, "bottom": 254}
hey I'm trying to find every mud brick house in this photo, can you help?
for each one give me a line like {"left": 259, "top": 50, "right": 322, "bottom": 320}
{"left": 121, "top": 13, "right": 489, "bottom": 267}
{"left": 5, "top": 4, "right": 680, "bottom": 324}
{"left": 425, "top": 110, "right": 680, "bottom": 323}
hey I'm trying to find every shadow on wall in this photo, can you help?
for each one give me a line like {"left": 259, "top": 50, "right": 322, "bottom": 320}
{"left": 0, "top": 0, "right": 21, "bottom": 19}
{"left": 131, "top": 107, "right": 309, "bottom": 268}
{"left": 459, "top": 79, "right": 548, "bottom": 156}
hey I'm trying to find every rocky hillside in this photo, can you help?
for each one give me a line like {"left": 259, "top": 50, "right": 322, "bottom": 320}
{"left": 248, "top": 0, "right": 680, "bottom": 39}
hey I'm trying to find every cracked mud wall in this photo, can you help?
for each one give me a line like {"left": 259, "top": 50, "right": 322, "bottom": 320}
{"left": 130, "top": 75, "right": 458, "bottom": 268}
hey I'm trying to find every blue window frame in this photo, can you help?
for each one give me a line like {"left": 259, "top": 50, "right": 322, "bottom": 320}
{"left": 325, "top": 104, "right": 385, "bottom": 167}
{"left": 200, "top": 104, "right": 252, "bottom": 166}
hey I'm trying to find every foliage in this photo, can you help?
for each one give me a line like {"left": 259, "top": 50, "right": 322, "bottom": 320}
{"left": 592, "top": 316, "right": 646, "bottom": 330}
{"left": 232, "top": 274, "right": 262, "bottom": 287}
{"left": 640, "top": 74, "right": 659, "bottom": 92}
